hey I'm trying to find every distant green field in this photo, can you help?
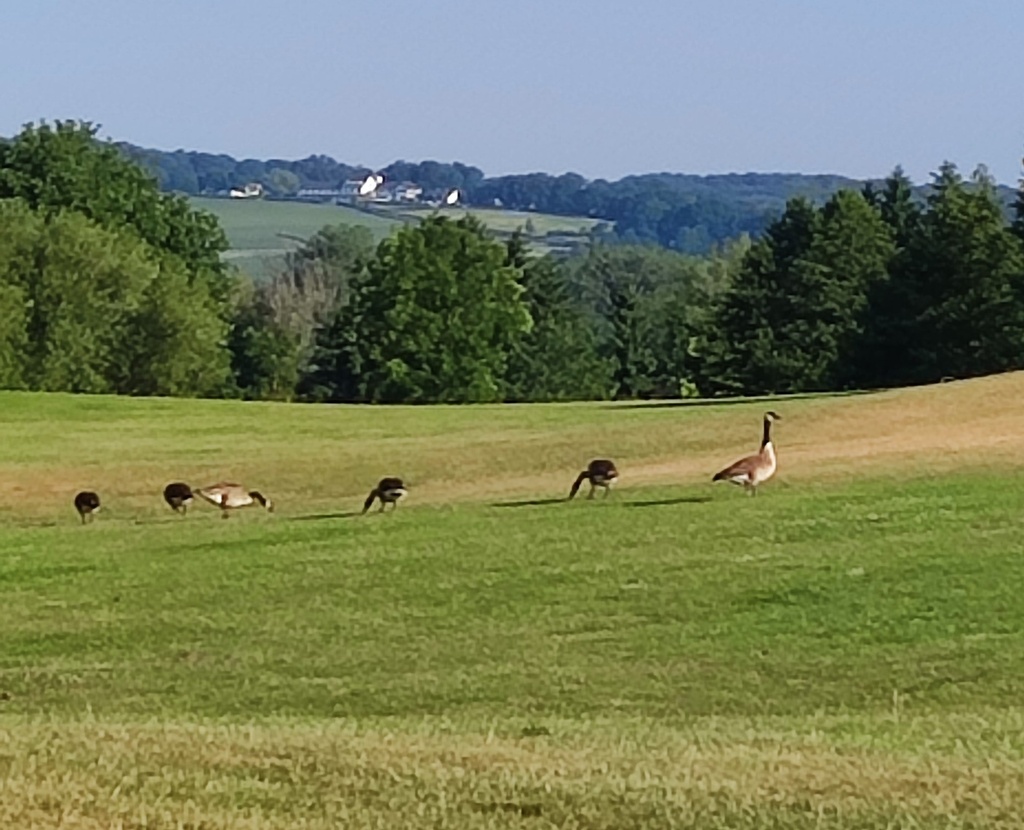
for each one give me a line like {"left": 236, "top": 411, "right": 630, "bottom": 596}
{"left": 383, "top": 204, "right": 603, "bottom": 235}
{"left": 4, "top": 375, "right": 1024, "bottom": 827}
{"left": 192, "top": 196, "right": 398, "bottom": 278}
{"left": 192, "top": 196, "right": 600, "bottom": 278}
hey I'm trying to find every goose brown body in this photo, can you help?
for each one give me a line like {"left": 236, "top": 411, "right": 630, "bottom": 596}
{"left": 568, "top": 459, "right": 619, "bottom": 500}
{"left": 163, "top": 482, "right": 194, "bottom": 515}
{"left": 196, "top": 482, "right": 272, "bottom": 517}
{"left": 712, "top": 412, "right": 781, "bottom": 495}
{"left": 363, "top": 477, "right": 407, "bottom": 513}
{"left": 74, "top": 491, "right": 101, "bottom": 524}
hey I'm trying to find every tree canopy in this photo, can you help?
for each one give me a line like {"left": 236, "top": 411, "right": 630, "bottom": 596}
{"left": 303, "top": 216, "right": 531, "bottom": 403}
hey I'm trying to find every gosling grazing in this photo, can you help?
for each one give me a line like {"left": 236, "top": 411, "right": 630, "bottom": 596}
{"left": 163, "top": 482, "right": 194, "bottom": 515}
{"left": 568, "top": 459, "right": 619, "bottom": 500}
{"left": 363, "top": 477, "right": 407, "bottom": 514}
{"left": 712, "top": 411, "right": 781, "bottom": 496}
{"left": 196, "top": 482, "right": 273, "bottom": 518}
{"left": 74, "top": 491, "right": 101, "bottom": 524}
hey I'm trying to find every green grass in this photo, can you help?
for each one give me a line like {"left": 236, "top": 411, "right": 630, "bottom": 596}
{"left": 4, "top": 378, "right": 1024, "bottom": 826}
{"left": 193, "top": 196, "right": 601, "bottom": 278}
{"left": 192, "top": 196, "right": 398, "bottom": 278}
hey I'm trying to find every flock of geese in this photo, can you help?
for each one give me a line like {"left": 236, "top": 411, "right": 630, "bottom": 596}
{"left": 70, "top": 411, "right": 782, "bottom": 524}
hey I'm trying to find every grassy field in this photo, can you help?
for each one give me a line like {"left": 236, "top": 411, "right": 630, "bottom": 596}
{"left": 193, "top": 197, "right": 601, "bottom": 278}
{"left": 192, "top": 197, "right": 398, "bottom": 279}
{"left": 4, "top": 375, "right": 1024, "bottom": 827}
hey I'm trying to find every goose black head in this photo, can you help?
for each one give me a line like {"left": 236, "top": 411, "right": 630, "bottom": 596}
{"left": 249, "top": 491, "right": 273, "bottom": 512}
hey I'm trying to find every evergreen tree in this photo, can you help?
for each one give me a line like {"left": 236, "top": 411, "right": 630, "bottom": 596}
{"left": 701, "top": 198, "right": 820, "bottom": 394}
{"left": 1013, "top": 154, "right": 1024, "bottom": 243}
{"left": 870, "top": 163, "right": 1024, "bottom": 385}
{"left": 566, "top": 245, "right": 704, "bottom": 398}
{"left": 503, "top": 238, "right": 613, "bottom": 401}
{"left": 702, "top": 194, "right": 893, "bottom": 394}
{"left": 863, "top": 166, "right": 921, "bottom": 249}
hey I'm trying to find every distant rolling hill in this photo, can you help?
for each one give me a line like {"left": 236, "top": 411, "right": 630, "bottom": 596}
{"left": 192, "top": 197, "right": 397, "bottom": 279}
{"left": 193, "top": 197, "right": 602, "bottom": 278}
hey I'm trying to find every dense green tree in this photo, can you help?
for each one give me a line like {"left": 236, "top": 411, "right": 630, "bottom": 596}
{"left": 863, "top": 166, "right": 921, "bottom": 248}
{"left": 0, "top": 121, "right": 230, "bottom": 301}
{"left": 791, "top": 190, "right": 895, "bottom": 389}
{"left": 700, "top": 198, "right": 820, "bottom": 395}
{"left": 502, "top": 236, "right": 613, "bottom": 401}
{"left": 701, "top": 192, "right": 895, "bottom": 394}
{"left": 0, "top": 199, "right": 231, "bottom": 395}
{"left": 566, "top": 245, "right": 709, "bottom": 397}
{"left": 227, "top": 279, "right": 302, "bottom": 400}
{"left": 1013, "top": 154, "right": 1024, "bottom": 243}
{"left": 229, "top": 224, "right": 376, "bottom": 399}
{"left": 303, "top": 216, "right": 530, "bottom": 402}
{"left": 868, "top": 163, "right": 1024, "bottom": 386}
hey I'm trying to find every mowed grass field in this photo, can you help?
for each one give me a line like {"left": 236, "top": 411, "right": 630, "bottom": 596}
{"left": 192, "top": 197, "right": 398, "bottom": 279}
{"left": 4, "top": 375, "right": 1024, "bottom": 827}
{"left": 194, "top": 197, "right": 600, "bottom": 278}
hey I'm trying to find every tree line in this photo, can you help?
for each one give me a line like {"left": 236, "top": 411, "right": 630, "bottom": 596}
{"left": 118, "top": 141, "right": 909, "bottom": 253}
{"left": 1, "top": 121, "right": 1023, "bottom": 403}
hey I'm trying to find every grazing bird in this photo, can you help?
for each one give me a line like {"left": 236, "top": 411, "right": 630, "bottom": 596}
{"left": 568, "top": 459, "right": 619, "bottom": 500}
{"left": 74, "top": 491, "right": 101, "bottom": 524}
{"left": 163, "top": 482, "right": 194, "bottom": 515}
{"left": 712, "top": 411, "right": 781, "bottom": 496}
{"left": 196, "top": 482, "right": 273, "bottom": 518}
{"left": 363, "top": 477, "right": 407, "bottom": 513}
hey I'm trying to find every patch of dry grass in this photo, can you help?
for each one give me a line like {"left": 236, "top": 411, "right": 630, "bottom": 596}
{"left": 3, "top": 713, "right": 1024, "bottom": 828}
{"left": 3, "top": 373, "right": 1024, "bottom": 525}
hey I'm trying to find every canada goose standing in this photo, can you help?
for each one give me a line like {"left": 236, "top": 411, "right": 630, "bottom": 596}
{"left": 568, "top": 459, "right": 619, "bottom": 500}
{"left": 74, "top": 491, "right": 101, "bottom": 524}
{"left": 163, "top": 482, "right": 194, "bottom": 515}
{"left": 196, "top": 482, "right": 273, "bottom": 518}
{"left": 712, "top": 411, "right": 781, "bottom": 496}
{"left": 363, "top": 477, "right": 407, "bottom": 513}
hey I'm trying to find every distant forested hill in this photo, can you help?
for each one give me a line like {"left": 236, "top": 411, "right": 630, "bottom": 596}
{"left": 116, "top": 143, "right": 1014, "bottom": 253}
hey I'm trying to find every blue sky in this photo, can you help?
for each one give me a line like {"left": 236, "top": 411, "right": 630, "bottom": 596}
{"left": 2, "top": 1, "right": 1021, "bottom": 184}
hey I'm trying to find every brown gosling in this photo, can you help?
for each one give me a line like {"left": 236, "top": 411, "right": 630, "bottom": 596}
{"left": 74, "top": 491, "right": 101, "bottom": 524}
{"left": 568, "top": 459, "right": 619, "bottom": 500}
{"left": 196, "top": 482, "right": 273, "bottom": 518}
{"left": 163, "top": 482, "right": 194, "bottom": 515}
{"left": 363, "top": 477, "right": 407, "bottom": 514}
{"left": 712, "top": 411, "right": 781, "bottom": 496}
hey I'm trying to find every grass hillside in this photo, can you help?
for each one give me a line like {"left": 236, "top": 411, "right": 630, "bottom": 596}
{"left": 4, "top": 375, "right": 1024, "bottom": 827}
{"left": 194, "top": 196, "right": 601, "bottom": 278}
{"left": 192, "top": 196, "right": 398, "bottom": 278}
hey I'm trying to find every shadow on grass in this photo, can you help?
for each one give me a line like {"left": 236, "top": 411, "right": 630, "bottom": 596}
{"left": 291, "top": 511, "right": 361, "bottom": 522}
{"left": 489, "top": 497, "right": 568, "bottom": 509}
{"left": 625, "top": 496, "right": 712, "bottom": 508}
{"left": 600, "top": 388, "right": 877, "bottom": 411}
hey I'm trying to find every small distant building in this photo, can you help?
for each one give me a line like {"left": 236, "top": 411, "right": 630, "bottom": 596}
{"left": 388, "top": 181, "right": 424, "bottom": 203}
{"left": 229, "top": 182, "right": 264, "bottom": 199}
{"left": 340, "top": 174, "right": 383, "bottom": 203}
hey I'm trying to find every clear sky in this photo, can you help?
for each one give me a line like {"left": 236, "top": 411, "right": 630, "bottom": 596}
{"left": 2, "top": 1, "right": 1021, "bottom": 184}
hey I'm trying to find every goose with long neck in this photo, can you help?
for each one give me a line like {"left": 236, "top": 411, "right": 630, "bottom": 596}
{"left": 363, "top": 477, "right": 407, "bottom": 514}
{"left": 196, "top": 482, "right": 273, "bottom": 518}
{"left": 568, "top": 459, "right": 619, "bottom": 500}
{"left": 712, "top": 411, "right": 781, "bottom": 496}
